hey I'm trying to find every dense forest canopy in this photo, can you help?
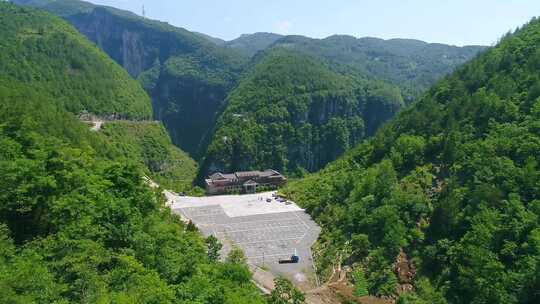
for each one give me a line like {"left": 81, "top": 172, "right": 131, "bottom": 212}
{"left": 283, "top": 16, "right": 540, "bottom": 304}
{"left": 0, "top": 79, "right": 263, "bottom": 303}
{"left": 0, "top": 3, "right": 265, "bottom": 303}
{"left": 201, "top": 48, "right": 404, "bottom": 176}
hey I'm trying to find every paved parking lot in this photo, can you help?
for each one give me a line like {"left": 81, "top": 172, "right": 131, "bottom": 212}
{"left": 167, "top": 192, "right": 321, "bottom": 286}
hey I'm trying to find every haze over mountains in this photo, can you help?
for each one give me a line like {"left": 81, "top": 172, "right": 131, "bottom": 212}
{"left": 3, "top": 1, "right": 538, "bottom": 303}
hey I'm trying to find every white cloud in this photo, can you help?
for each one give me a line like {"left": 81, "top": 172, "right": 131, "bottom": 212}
{"left": 274, "top": 20, "right": 292, "bottom": 34}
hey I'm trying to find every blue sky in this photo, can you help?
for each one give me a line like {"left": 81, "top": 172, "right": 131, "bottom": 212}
{"left": 88, "top": 0, "right": 540, "bottom": 46}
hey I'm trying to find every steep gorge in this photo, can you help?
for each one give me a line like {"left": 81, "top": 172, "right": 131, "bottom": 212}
{"left": 15, "top": 0, "right": 487, "bottom": 175}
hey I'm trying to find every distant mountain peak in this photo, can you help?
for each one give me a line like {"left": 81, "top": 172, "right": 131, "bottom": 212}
{"left": 224, "top": 32, "right": 284, "bottom": 57}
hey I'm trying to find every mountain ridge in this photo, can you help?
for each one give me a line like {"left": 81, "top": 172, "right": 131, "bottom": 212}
{"left": 269, "top": 34, "right": 487, "bottom": 101}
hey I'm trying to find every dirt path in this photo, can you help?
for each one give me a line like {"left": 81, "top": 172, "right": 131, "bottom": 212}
{"left": 250, "top": 265, "right": 345, "bottom": 304}
{"left": 90, "top": 119, "right": 104, "bottom": 131}
{"left": 251, "top": 266, "right": 275, "bottom": 292}
{"left": 79, "top": 113, "right": 158, "bottom": 132}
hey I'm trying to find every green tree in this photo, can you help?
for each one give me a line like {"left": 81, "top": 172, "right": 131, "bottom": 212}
{"left": 350, "top": 233, "right": 370, "bottom": 259}
{"left": 206, "top": 235, "right": 223, "bottom": 262}
{"left": 268, "top": 277, "right": 305, "bottom": 304}
{"left": 352, "top": 268, "right": 369, "bottom": 297}
{"left": 186, "top": 220, "right": 198, "bottom": 232}
{"left": 227, "top": 246, "right": 247, "bottom": 264}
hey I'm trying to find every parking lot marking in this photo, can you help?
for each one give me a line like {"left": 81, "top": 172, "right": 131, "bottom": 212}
{"left": 293, "top": 212, "right": 310, "bottom": 230}
{"left": 236, "top": 237, "right": 305, "bottom": 245}
{"left": 247, "top": 253, "right": 293, "bottom": 259}
{"left": 169, "top": 192, "right": 320, "bottom": 286}
{"left": 214, "top": 224, "right": 306, "bottom": 235}
{"left": 212, "top": 217, "right": 298, "bottom": 227}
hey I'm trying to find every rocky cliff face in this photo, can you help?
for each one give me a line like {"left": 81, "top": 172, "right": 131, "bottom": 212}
{"left": 149, "top": 70, "right": 230, "bottom": 158}
{"left": 66, "top": 7, "right": 202, "bottom": 78}
{"left": 67, "top": 9, "right": 148, "bottom": 77}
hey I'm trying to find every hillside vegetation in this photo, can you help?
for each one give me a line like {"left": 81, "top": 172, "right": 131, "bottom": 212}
{"left": 101, "top": 121, "right": 199, "bottom": 193}
{"left": 12, "top": 0, "right": 95, "bottom": 16}
{"left": 0, "top": 2, "right": 151, "bottom": 119}
{"left": 0, "top": 4, "right": 264, "bottom": 303}
{"left": 283, "top": 17, "right": 540, "bottom": 304}
{"left": 202, "top": 48, "right": 403, "bottom": 175}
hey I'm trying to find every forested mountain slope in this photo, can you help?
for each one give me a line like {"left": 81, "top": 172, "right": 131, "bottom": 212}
{"left": 272, "top": 35, "right": 487, "bottom": 101}
{"left": 201, "top": 48, "right": 404, "bottom": 175}
{"left": 1, "top": 2, "right": 198, "bottom": 188}
{"left": 101, "top": 121, "right": 199, "bottom": 193}
{"left": 0, "top": 1, "right": 151, "bottom": 119}
{"left": 212, "top": 32, "right": 486, "bottom": 101}
{"left": 13, "top": 0, "right": 249, "bottom": 158}
{"left": 283, "top": 17, "right": 540, "bottom": 303}
{"left": 0, "top": 4, "right": 264, "bottom": 302}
